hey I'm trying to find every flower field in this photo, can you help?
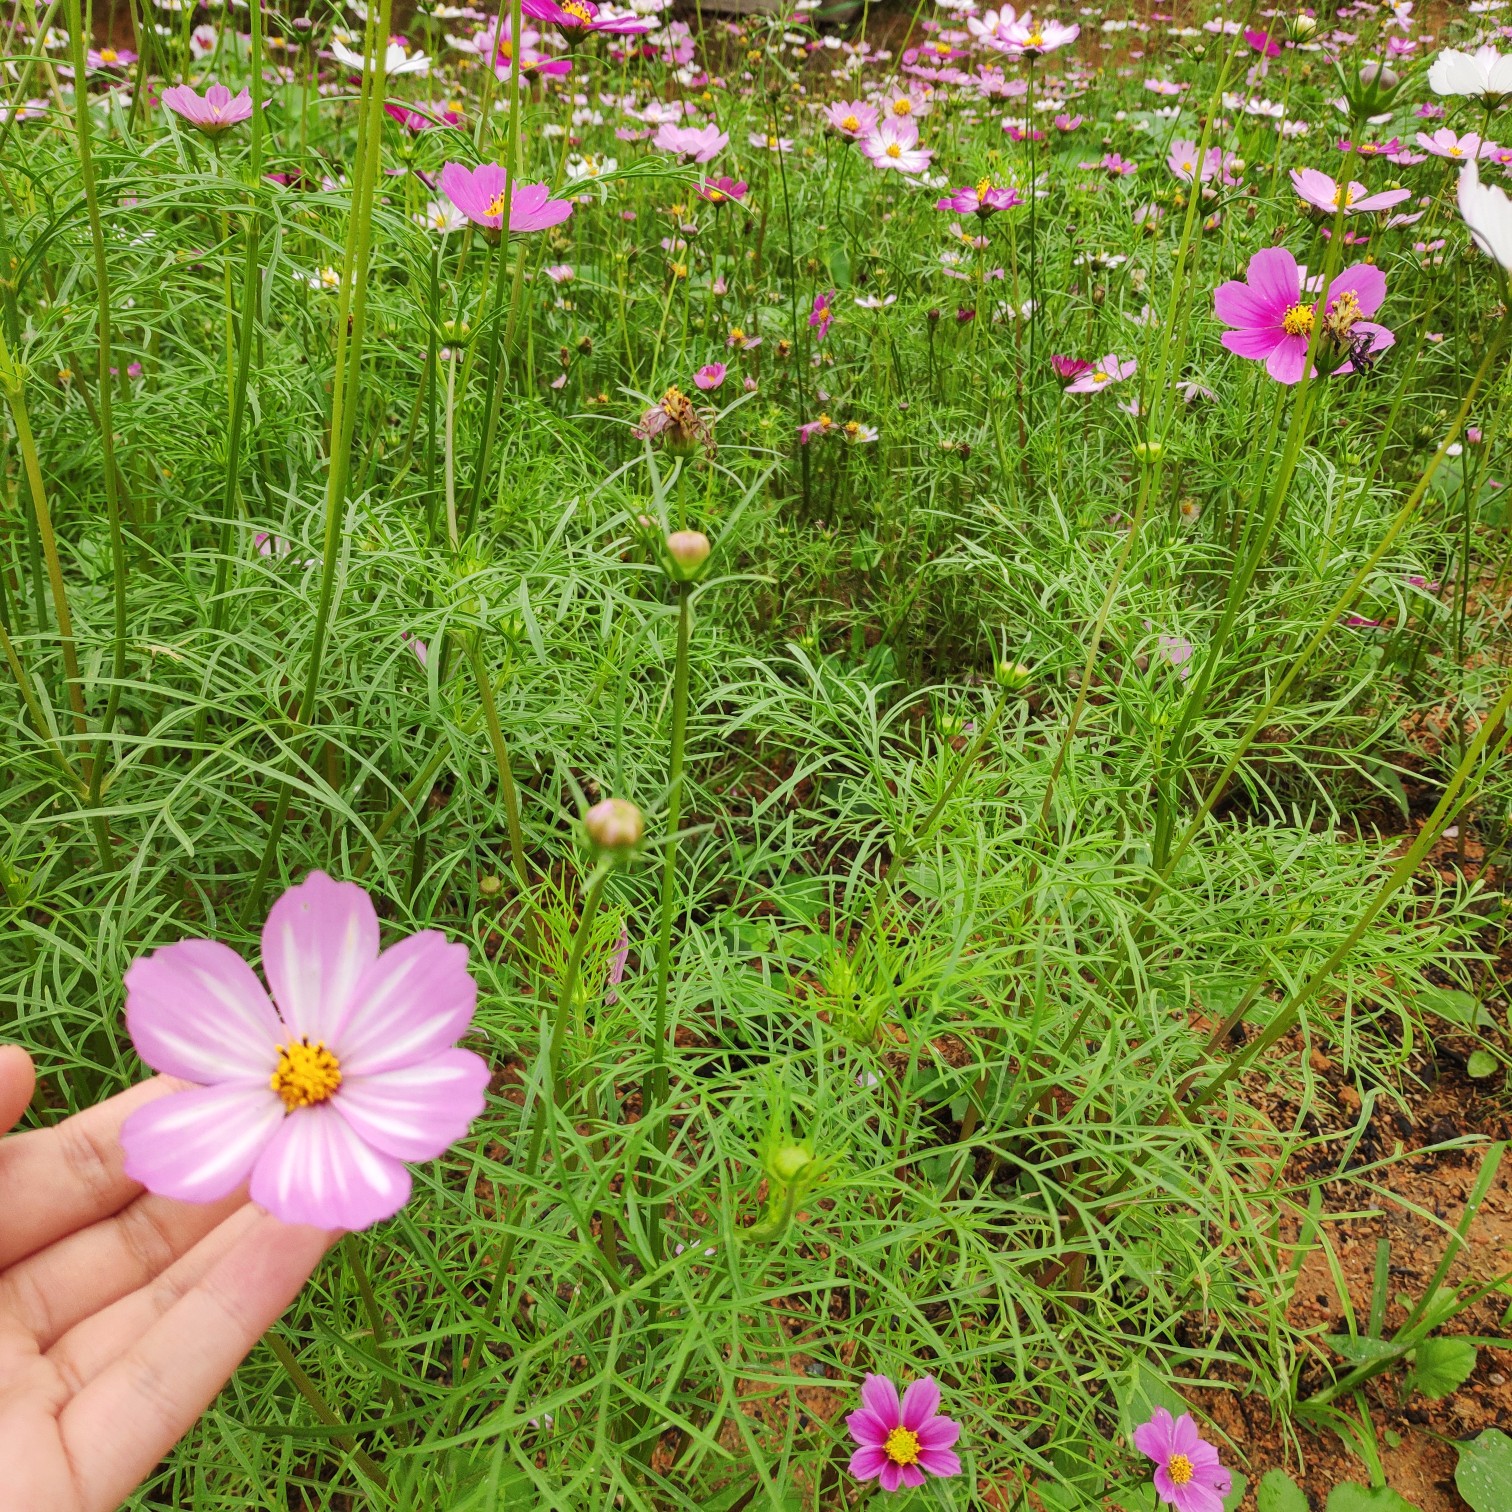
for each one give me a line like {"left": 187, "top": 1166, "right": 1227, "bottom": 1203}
{"left": 2, "top": 0, "right": 1512, "bottom": 1507}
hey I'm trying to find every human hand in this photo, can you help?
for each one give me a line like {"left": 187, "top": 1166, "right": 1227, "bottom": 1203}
{"left": 0, "top": 1045, "right": 335, "bottom": 1512}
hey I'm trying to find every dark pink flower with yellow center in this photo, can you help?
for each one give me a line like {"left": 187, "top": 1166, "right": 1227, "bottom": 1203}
{"left": 439, "top": 162, "right": 573, "bottom": 234}
{"left": 1133, "top": 1409, "right": 1231, "bottom": 1512}
{"left": 118, "top": 873, "right": 489, "bottom": 1231}
{"left": 847, "top": 1374, "right": 961, "bottom": 1492}
{"left": 936, "top": 177, "right": 1023, "bottom": 215}
{"left": 1213, "top": 244, "right": 1392, "bottom": 384}
{"left": 520, "top": 0, "right": 650, "bottom": 35}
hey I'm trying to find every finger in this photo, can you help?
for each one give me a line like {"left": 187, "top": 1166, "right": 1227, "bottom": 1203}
{"left": 0, "top": 1076, "right": 181, "bottom": 1270}
{"left": 0, "top": 1045, "right": 36, "bottom": 1131}
{"left": 1, "top": 1185, "right": 249, "bottom": 1349}
{"left": 46, "top": 1203, "right": 265, "bottom": 1388}
{"left": 59, "top": 1212, "right": 334, "bottom": 1512}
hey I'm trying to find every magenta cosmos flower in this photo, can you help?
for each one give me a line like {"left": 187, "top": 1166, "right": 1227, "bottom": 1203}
{"left": 520, "top": 0, "right": 649, "bottom": 34}
{"left": 653, "top": 121, "right": 728, "bottom": 162}
{"left": 1134, "top": 1409, "right": 1232, "bottom": 1512}
{"left": 163, "top": 82, "right": 253, "bottom": 134}
{"left": 1065, "top": 353, "right": 1136, "bottom": 393}
{"left": 847, "top": 1374, "right": 961, "bottom": 1492}
{"left": 936, "top": 177, "right": 1023, "bottom": 215}
{"left": 439, "top": 162, "right": 573, "bottom": 234}
{"left": 697, "top": 175, "right": 748, "bottom": 204}
{"left": 694, "top": 361, "right": 727, "bottom": 390}
{"left": 119, "top": 872, "right": 489, "bottom": 1231}
{"left": 1290, "top": 166, "right": 1410, "bottom": 215}
{"left": 1213, "top": 245, "right": 1392, "bottom": 384}
{"left": 810, "top": 289, "right": 838, "bottom": 341}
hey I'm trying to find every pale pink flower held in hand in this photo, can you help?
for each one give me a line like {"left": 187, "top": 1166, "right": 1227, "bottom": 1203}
{"left": 847, "top": 1373, "right": 961, "bottom": 1492}
{"left": 120, "top": 872, "right": 489, "bottom": 1231}
{"left": 162, "top": 82, "right": 253, "bottom": 134}
{"left": 1134, "top": 1408, "right": 1232, "bottom": 1512}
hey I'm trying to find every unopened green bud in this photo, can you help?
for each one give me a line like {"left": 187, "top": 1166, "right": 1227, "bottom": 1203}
{"left": 1135, "top": 439, "right": 1164, "bottom": 463}
{"left": 995, "top": 660, "right": 1033, "bottom": 692}
{"left": 1286, "top": 13, "right": 1316, "bottom": 41}
{"left": 769, "top": 1143, "right": 813, "bottom": 1182}
{"left": 584, "top": 798, "right": 643, "bottom": 853}
{"left": 665, "top": 529, "right": 711, "bottom": 581}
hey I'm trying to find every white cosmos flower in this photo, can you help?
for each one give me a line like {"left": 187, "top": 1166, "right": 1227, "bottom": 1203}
{"left": 1429, "top": 45, "right": 1512, "bottom": 98}
{"left": 330, "top": 37, "right": 430, "bottom": 74}
{"left": 1458, "top": 156, "right": 1512, "bottom": 271}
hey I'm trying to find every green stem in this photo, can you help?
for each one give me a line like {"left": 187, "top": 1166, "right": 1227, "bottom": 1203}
{"left": 263, "top": 1333, "right": 389, "bottom": 1490}
{"left": 641, "top": 582, "right": 692, "bottom": 1271}
{"left": 242, "top": 0, "right": 395, "bottom": 922}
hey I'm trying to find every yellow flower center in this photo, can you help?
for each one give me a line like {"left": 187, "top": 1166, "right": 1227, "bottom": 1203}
{"left": 976, "top": 175, "right": 993, "bottom": 199}
{"left": 1092, "top": 371, "right": 1110, "bottom": 383}
{"left": 1282, "top": 302, "right": 1314, "bottom": 337}
{"left": 1026, "top": 29, "right": 1044, "bottom": 47}
{"left": 884, "top": 1427, "right": 922, "bottom": 1466}
{"left": 1450, "top": 146, "right": 1463, "bottom": 156}
{"left": 100, "top": 47, "right": 118, "bottom": 61}
{"left": 730, "top": 327, "right": 745, "bottom": 343}
{"left": 271, "top": 1038, "right": 343, "bottom": 1111}
{"left": 562, "top": 0, "right": 594, "bottom": 20}
{"left": 893, "top": 98, "right": 912, "bottom": 115}
{"left": 1180, "top": 159, "right": 1194, "bottom": 172}
{"left": 885, "top": 142, "right": 902, "bottom": 158}
{"left": 485, "top": 190, "right": 508, "bottom": 218}
{"left": 1168, "top": 1454, "right": 1195, "bottom": 1487}
{"left": 843, "top": 420, "right": 861, "bottom": 437}
{"left": 842, "top": 113, "right": 859, "bottom": 131}
{"left": 768, "top": 134, "right": 779, "bottom": 148}
{"left": 1332, "top": 184, "right": 1355, "bottom": 208}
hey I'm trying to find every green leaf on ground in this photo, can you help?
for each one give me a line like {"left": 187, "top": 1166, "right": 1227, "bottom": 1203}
{"left": 1465, "top": 1049, "right": 1499, "bottom": 1079}
{"left": 1323, "top": 1333, "right": 1398, "bottom": 1367}
{"left": 1257, "top": 1468, "right": 1309, "bottom": 1512}
{"left": 1408, "top": 1336, "right": 1477, "bottom": 1398}
{"left": 1325, "top": 1484, "right": 1422, "bottom": 1512}
{"left": 1455, "top": 1429, "right": 1512, "bottom": 1512}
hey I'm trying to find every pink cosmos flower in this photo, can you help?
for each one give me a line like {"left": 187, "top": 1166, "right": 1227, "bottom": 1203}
{"left": 936, "top": 178, "right": 1023, "bottom": 215}
{"left": 694, "top": 361, "right": 727, "bottom": 390}
{"left": 520, "top": 0, "right": 650, "bottom": 34}
{"left": 439, "top": 163, "right": 573, "bottom": 234}
{"left": 653, "top": 121, "right": 728, "bottom": 162}
{"left": 1290, "top": 166, "right": 1410, "bottom": 215}
{"left": 1054, "top": 112, "right": 1085, "bottom": 131}
{"left": 697, "top": 175, "right": 748, "bottom": 204}
{"left": 858, "top": 115, "right": 933, "bottom": 174}
{"left": 1213, "top": 245, "right": 1393, "bottom": 384}
{"left": 119, "top": 872, "right": 489, "bottom": 1230}
{"left": 1064, "top": 353, "right": 1136, "bottom": 393}
{"left": 825, "top": 100, "right": 879, "bottom": 137}
{"left": 1050, "top": 353, "right": 1093, "bottom": 380}
{"left": 1415, "top": 128, "right": 1484, "bottom": 160}
{"left": 162, "top": 82, "right": 253, "bottom": 134}
{"left": 847, "top": 1374, "right": 961, "bottom": 1492}
{"left": 87, "top": 46, "right": 136, "bottom": 70}
{"left": 1244, "top": 27, "right": 1281, "bottom": 58}
{"left": 1133, "top": 1409, "right": 1232, "bottom": 1512}
{"left": 996, "top": 15, "right": 1080, "bottom": 56}
{"left": 810, "top": 289, "right": 837, "bottom": 341}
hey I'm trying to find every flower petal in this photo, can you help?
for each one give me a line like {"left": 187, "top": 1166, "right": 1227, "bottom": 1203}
{"left": 1245, "top": 245, "right": 1301, "bottom": 314}
{"left": 334, "top": 931, "right": 478, "bottom": 1075}
{"left": 262, "top": 872, "right": 380, "bottom": 1044}
{"left": 1221, "top": 327, "right": 1284, "bottom": 361}
{"left": 1213, "top": 278, "right": 1280, "bottom": 331}
{"left": 1329, "top": 261, "right": 1386, "bottom": 317}
{"left": 899, "top": 1464, "right": 926, "bottom": 1488}
{"left": 121, "top": 1083, "right": 284, "bottom": 1203}
{"left": 332, "top": 1049, "right": 489, "bottom": 1161}
{"left": 1133, "top": 1408, "right": 1175, "bottom": 1462}
{"left": 916, "top": 1414, "right": 961, "bottom": 1450}
{"left": 861, "top": 1373, "right": 902, "bottom": 1426}
{"left": 1170, "top": 1412, "right": 1202, "bottom": 1455}
{"left": 848, "top": 1445, "right": 888, "bottom": 1480}
{"left": 878, "top": 1461, "right": 904, "bottom": 1493}
{"left": 918, "top": 1446, "right": 962, "bottom": 1478}
{"left": 125, "top": 938, "right": 281, "bottom": 1083}
{"left": 846, "top": 1408, "right": 891, "bottom": 1447}
{"left": 900, "top": 1376, "right": 941, "bottom": 1431}
{"left": 249, "top": 1101, "right": 410, "bottom": 1230}
{"left": 1265, "top": 333, "right": 1310, "bottom": 385}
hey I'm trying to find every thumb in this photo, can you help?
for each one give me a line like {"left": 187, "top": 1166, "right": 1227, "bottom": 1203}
{"left": 0, "top": 1045, "right": 36, "bottom": 1133}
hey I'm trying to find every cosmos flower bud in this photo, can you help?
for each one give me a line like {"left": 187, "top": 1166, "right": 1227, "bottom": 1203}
{"left": 1134, "top": 439, "right": 1164, "bottom": 463}
{"left": 768, "top": 1142, "right": 814, "bottom": 1181}
{"left": 584, "top": 798, "right": 644, "bottom": 853}
{"left": 664, "top": 529, "right": 711, "bottom": 581}
{"left": 994, "top": 660, "right": 1033, "bottom": 692}
{"left": 1286, "top": 13, "right": 1316, "bottom": 42}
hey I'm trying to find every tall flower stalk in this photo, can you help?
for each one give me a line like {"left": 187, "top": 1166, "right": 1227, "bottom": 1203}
{"left": 243, "top": 0, "right": 396, "bottom": 920}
